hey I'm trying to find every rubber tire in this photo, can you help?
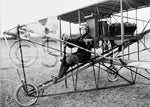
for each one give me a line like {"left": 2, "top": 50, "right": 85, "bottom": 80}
{"left": 14, "top": 83, "right": 39, "bottom": 107}
{"left": 106, "top": 66, "right": 119, "bottom": 82}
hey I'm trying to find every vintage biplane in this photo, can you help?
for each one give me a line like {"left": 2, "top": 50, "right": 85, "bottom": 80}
{"left": 3, "top": 0, "right": 150, "bottom": 106}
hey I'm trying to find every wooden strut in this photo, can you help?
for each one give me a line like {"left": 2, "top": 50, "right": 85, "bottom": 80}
{"left": 37, "top": 44, "right": 118, "bottom": 90}
{"left": 17, "top": 25, "right": 150, "bottom": 97}
{"left": 16, "top": 25, "right": 29, "bottom": 93}
{"left": 32, "top": 83, "right": 133, "bottom": 97}
{"left": 37, "top": 40, "right": 150, "bottom": 97}
{"left": 32, "top": 60, "right": 136, "bottom": 97}
{"left": 19, "top": 26, "right": 150, "bottom": 67}
{"left": 35, "top": 55, "right": 130, "bottom": 94}
{"left": 29, "top": 35, "right": 150, "bottom": 97}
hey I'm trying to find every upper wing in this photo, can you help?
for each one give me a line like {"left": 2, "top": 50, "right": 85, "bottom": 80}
{"left": 58, "top": 0, "right": 150, "bottom": 24}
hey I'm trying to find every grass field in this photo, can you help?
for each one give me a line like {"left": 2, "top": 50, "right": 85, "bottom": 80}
{"left": 1, "top": 35, "right": 150, "bottom": 107}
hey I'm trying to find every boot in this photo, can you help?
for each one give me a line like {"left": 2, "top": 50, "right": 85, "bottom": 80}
{"left": 57, "top": 66, "right": 69, "bottom": 78}
{"left": 52, "top": 60, "right": 69, "bottom": 83}
{"left": 52, "top": 66, "right": 69, "bottom": 83}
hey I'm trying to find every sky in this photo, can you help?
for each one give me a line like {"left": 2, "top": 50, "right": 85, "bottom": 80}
{"left": 1, "top": 0, "right": 100, "bottom": 33}
{"left": 1, "top": 0, "right": 150, "bottom": 36}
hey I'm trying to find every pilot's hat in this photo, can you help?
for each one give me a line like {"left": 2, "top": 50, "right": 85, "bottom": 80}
{"left": 79, "top": 23, "right": 89, "bottom": 32}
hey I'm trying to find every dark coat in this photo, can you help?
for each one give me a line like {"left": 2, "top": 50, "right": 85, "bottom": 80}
{"left": 66, "top": 33, "right": 94, "bottom": 63}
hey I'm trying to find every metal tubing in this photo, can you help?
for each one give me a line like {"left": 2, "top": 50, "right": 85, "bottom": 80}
{"left": 127, "top": 11, "right": 130, "bottom": 60}
{"left": 37, "top": 63, "right": 92, "bottom": 92}
{"left": 126, "top": 67, "right": 150, "bottom": 81}
{"left": 75, "top": 72, "right": 78, "bottom": 91}
{"left": 37, "top": 83, "right": 134, "bottom": 97}
{"left": 92, "top": 65, "right": 98, "bottom": 88}
{"left": 97, "top": 63, "right": 101, "bottom": 86}
{"left": 143, "top": 21, "right": 146, "bottom": 48}
{"left": 120, "top": 0, "right": 124, "bottom": 60}
{"left": 17, "top": 25, "right": 28, "bottom": 92}
{"left": 69, "top": 22, "right": 72, "bottom": 36}
{"left": 102, "top": 63, "right": 133, "bottom": 84}
{"left": 69, "top": 22, "right": 73, "bottom": 53}
{"left": 78, "top": 10, "right": 81, "bottom": 26}
{"left": 71, "top": 72, "right": 75, "bottom": 90}
{"left": 59, "top": 17, "right": 62, "bottom": 56}
{"left": 136, "top": 9, "right": 140, "bottom": 61}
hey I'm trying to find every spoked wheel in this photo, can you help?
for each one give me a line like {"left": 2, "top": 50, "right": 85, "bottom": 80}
{"left": 41, "top": 39, "right": 58, "bottom": 67}
{"left": 106, "top": 66, "right": 119, "bottom": 82}
{"left": 14, "top": 83, "right": 39, "bottom": 107}
{"left": 9, "top": 40, "right": 38, "bottom": 67}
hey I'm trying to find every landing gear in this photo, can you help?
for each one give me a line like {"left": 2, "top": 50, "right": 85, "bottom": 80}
{"left": 14, "top": 82, "right": 39, "bottom": 107}
{"left": 106, "top": 65, "right": 119, "bottom": 82}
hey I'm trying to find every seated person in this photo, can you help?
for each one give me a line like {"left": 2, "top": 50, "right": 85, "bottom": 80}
{"left": 52, "top": 23, "right": 94, "bottom": 83}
